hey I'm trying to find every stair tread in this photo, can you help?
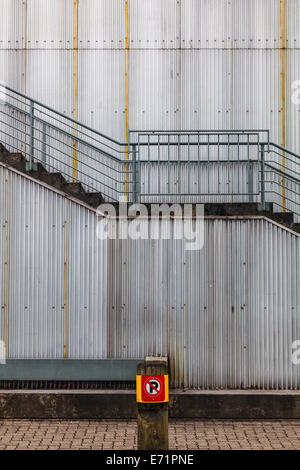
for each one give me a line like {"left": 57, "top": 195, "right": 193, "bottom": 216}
{"left": 0, "top": 148, "right": 102, "bottom": 207}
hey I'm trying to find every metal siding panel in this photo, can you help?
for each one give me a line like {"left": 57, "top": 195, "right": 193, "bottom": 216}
{"left": 68, "top": 203, "right": 108, "bottom": 359}
{"left": 0, "top": 167, "right": 109, "bottom": 359}
{"left": 130, "top": 0, "right": 179, "bottom": 49}
{"left": 0, "top": 166, "right": 299, "bottom": 387}
{"left": 0, "top": 1, "right": 299, "bottom": 153}
{"left": 0, "top": 1, "right": 299, "bottom": 388}
{"left": 25, "top": 50, "right": 73, "bottom": 115}
{"left": 78, "top": 50, "right": 125, "bottom": 140}
{"left": 7, "top": 169, "right": 65, "bottom": 358}
{"left": 0, "top": 0, "right": 24, "bottom": 50}
{"left": 106, "top": 216, "right": 299, "bottom": 389}
{"left": 129, "top": 50, "right": 180, "bottom": 131}
{"left": 26, "top": 0, "right": 74, "bottom": 50}
{"left": 78, "top": 0, "right": 125, "bottom": 50}
{"left": 181, "top": 0, "right": 300, "bottom": 50}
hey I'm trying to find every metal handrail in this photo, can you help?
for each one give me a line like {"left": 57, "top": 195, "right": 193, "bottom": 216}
{"left": 2, "top": 84, "right": 128, "bottom": 148}
{"left": 0, "top": 84, "right": 299, "bottom": 212}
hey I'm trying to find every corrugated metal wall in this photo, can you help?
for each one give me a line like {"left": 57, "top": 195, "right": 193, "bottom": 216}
{"left": 1, "top": 165, "right": 299, "bottom": 389}
{"left": 108, "top": 217, "right": 300, "bottom": 390}
{"left": 0, "top": 0, "right": 299, "bottom": 152}
{"left": 0, "top": 165, "right": 108, "bottom": 360}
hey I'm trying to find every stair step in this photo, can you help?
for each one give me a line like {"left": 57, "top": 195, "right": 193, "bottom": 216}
{"left": 61, "top": 182, "right": 85, "bottom": 195}
{"left": 82, "top": 192, "right": 103, "bottom": 208}
{"left": 35, "top": 162, "right": 48, "bottom": 174}
{"left": 204, "top": 203, "right": 260, "bottom": 216}
{"left": 0, "top": 152, "right": 25, "bottom": 163}
{"left": 273, "top": 212, "right": 294, "bottom": 225}
{"left": 0, "top": 147, "right": 103, "bottom": 208}
{"left": 293, "top": 223, "right": 300, "bottom": 233}
{"left": 0, "top": 143, "right": 8, "bottom": 153}
{"left": 0, "top": 152, "right": 27, "bottom": 171}
{"left": 34, "top": 172, "right": 66, "bottom": 188}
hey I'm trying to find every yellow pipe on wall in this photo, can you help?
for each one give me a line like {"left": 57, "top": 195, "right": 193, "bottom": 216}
{"left": 280, "top": 0, "right": 287, "bottom": 211}
{"left": 73, "top": 0, "right": 78, "bottom": 182}
{"left": 63, "top": 218, "right": 69, "bottom": 359}
{"left": 3, "top": 175, "right": 10, "bottom": 359}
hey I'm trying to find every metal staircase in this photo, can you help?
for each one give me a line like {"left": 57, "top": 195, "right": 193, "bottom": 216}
{"left": 0, "top": 84, "right": 299, "bottom": 226}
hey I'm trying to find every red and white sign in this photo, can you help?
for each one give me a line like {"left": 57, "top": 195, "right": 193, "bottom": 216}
{"left": 140, "top": 375, "right": 166, "bottom": 402}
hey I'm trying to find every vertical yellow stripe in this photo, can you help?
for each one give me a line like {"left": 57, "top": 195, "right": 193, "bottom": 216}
{"left": 136, "top": 375, "right": 142, "bottom": 402}
{"left": 280, "top": 0, "right": 287, "bottom": 211}
{"left": 3, "top": 175, "right": 10, "bottom": 359}
{"left": 73, "top": 0, "right": 78, "bottom": 182}
{"left": 164, "top": 374, "right": 169, "bottom": 402}
{"left": 63, "top": 218, "right": 69, "bottom": 359}
{"left": 124, "top": 0, "right": 129, "bottom": 201}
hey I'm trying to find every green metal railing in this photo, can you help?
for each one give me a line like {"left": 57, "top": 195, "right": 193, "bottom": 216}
{"left": 0, "top": 84, "right": 136, "bottom": 201}
{"left": 0, "top": 85, "right": 299, "bottom": 216}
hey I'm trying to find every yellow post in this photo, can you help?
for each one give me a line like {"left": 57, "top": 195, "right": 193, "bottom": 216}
{"left": 137, "top": 357, "right": 169, "bottom": 450}
{"left": 280, "top": 0, "right": 287, "bottom": 211}
{"left": 73, "top": 0, "right": 78, "bottom": 182}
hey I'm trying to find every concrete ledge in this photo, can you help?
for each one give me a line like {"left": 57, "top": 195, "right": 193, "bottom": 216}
{"left": 170, "top": 390, "right": 300, "bottom": 419}
{"left": 0, "top": 390, "right": 300, "bottom": 419}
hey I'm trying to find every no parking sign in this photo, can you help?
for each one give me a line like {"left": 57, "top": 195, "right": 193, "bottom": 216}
{"left": 136, "top": 374, "right": 169, "bottom": 403}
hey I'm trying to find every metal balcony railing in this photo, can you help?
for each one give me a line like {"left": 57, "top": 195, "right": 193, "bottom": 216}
{"left": 0, "top": 84, "right": 299, "bottom": 218}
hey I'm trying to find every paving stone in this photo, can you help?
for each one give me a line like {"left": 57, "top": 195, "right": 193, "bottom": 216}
{"left": 0, "top": 419, "right": 299, "bottom": 450}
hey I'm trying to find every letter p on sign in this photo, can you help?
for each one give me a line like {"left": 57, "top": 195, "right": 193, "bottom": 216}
{"left": 136, "top": 374, "right": 169, "bottom": 403}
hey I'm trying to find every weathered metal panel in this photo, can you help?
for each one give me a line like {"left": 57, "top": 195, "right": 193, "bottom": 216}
{"left": 0, "top": 166, "right": 108, "bottom": 359}
{"left": 129, "top": 50, "right": 180, "bottom": 131}
{"left": 182, "top": 0, "right": 299, "bottom": 49}
{"left": 26, "top": 0, "right": 74, "bottom": 50}
{"left": 0, "top": 165, "right": 299, "bottom": 388}
{"left": 108, "top": 218, "right": 300, "bottom": 389}
{"left": 130, "top": 0, "right": 179, "bottom": 49}
{"left": 25, "top": 50, "right": 73, "bottom": 115}
{"left": 6, "top": 168, "right": 65, "bottom": 358}
{"left": 0, "top": 0, "right": 299, "bottom": 153}
{"left": 0, "top": 0, "right": 24, "bottom": 50}
{"left": 78, "top": 0, "right": 125, "bottom": 50}
{"left": 181, "top": 0, "right": 281, "bottom": 49}
{"left": 78, "top": 50, "right": 126, "bottom": 141}
{"left": 67, "top": 202, "right": 108, "bottom": 359}
{"left": 180, "top": 49, "right": 281, "bottom": 142}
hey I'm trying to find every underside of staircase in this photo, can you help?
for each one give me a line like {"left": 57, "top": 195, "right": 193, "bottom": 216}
{"left": 0, "top": 144, "right": 103, "bottom": 209}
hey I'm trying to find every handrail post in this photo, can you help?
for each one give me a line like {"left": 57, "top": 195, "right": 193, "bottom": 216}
{"left": 26, "top": 99, "right": 35, "bottom": 171}
{"left": 260, "top": 143, "right": 266, "bottom": 209}
{"left": 132, "top": 144, "right": 138, "bottom": 203}
{"left": 42, "top": 122, "right": 46, "bottom": 165}
{"left": 248, "top": 160, "right": 253, "bottom": 202}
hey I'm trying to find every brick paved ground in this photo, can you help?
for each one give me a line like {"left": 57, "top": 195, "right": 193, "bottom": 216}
{"left": 0, "top": 419, "right": 300, "bottom": 450}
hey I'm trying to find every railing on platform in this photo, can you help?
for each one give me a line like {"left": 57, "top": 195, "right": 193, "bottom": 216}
{"left": 0, "top": 85, "right": 299, "bottom": 217}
